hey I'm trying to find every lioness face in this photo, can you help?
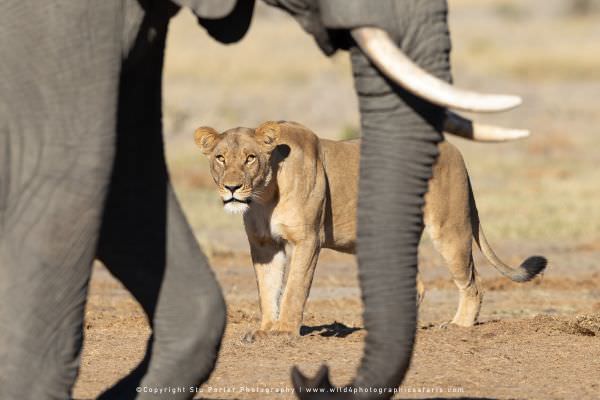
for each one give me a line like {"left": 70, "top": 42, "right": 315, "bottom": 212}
{"left": 194, "top": 122, "right": 281, "bottom": 214}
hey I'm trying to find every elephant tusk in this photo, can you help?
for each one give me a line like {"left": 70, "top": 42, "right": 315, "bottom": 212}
{"left": 444, "top": 111, "right": 530, "bottom": 142}
{"left": 351, "top": 27, "right": 522, "bottom": 113}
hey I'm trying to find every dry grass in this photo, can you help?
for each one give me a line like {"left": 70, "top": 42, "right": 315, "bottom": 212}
{"left": 452, "top": 17, "right": 600, "bottom": 81}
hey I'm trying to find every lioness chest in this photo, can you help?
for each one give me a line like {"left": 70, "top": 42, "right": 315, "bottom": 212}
{"left": 243, "top": 202, "right": 287, "bottom": 245}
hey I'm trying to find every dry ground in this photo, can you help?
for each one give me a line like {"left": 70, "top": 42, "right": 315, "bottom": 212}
{"left": 75, "top": 246, "right": 600, "bottom": 400}
{"left": 74, "top": 1, "right": 600, "bottom": 399}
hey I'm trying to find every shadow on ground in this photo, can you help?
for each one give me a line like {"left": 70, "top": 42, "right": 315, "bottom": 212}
{"left": 300, "top": 321, "right": 362, "bottom": 338}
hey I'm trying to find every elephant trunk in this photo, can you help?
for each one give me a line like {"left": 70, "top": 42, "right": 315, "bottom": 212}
{"left": 291, "top": 1, "right": 451, "bottom": 398}
{"left": 293, "top": 43, "right": 445, "bottom": 398}
{"left": 349, "top": 42, "right": 446, "bottom": 397}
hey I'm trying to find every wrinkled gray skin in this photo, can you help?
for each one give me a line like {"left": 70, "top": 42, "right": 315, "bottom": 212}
{"left": 0, "top": 1, "right": 248, "bottom": 399}
{"left": 1, "top": 0, "right": 448, "bottom": 399}
{"left": 267, "top": 1, "right": 450, "bottom": 398}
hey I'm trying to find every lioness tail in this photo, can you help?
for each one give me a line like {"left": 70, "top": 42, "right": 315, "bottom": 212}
{"left": 469, "top": 181, "right": 547, "bottom": 282}
{"left": 474, "top": 224, "right": 547, "bottom": 282}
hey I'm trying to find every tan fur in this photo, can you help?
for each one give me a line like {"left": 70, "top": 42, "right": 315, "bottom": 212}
{"left": 195, "top": 121, "right": 531, "bottom": 334}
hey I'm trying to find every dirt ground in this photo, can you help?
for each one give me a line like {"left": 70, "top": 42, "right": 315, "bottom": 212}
{"left": 73, "top": 240, "right": 600, "bottom": 400}
{"left": 73, "top": 1, "right": 600, "bottom": 398}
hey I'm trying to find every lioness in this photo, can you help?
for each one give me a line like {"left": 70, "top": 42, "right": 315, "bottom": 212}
{"left": 194, "top": 121, "right": 546, "bottom": 334}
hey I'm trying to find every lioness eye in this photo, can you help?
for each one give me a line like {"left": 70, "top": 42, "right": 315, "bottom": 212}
{"left": 246, "top": 155, "right": 256, "bottom": 164}
{"left": 216, "top": 155, "right": 225, "bottom": 164}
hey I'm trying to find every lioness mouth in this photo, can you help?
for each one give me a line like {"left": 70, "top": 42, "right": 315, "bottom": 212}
{"left": 223, "top": 198, "right": 251, "bottom": 205}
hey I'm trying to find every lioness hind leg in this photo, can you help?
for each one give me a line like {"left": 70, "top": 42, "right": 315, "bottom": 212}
{"left": 431, "top": 235, "right": 482, "bottom": 327}
{"left": 425, "top": 140, "right": 482, "bottom": 326}
{"left": 449, "top": 255, "right": 482, "bottom": 327}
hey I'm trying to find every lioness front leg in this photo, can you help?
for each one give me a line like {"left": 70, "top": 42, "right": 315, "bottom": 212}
{"left": 273, "top": 238, "right": 320, "bottom": 334}
{"left": 249, "top": 241, "right": 287, "bottom": 331}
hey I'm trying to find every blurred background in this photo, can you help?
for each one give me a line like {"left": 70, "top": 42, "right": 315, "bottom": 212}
{"left": 163, "top": 0, "right": 600, "bottom": 255}
{"left": 76, "top": 1, "right": 600, "bottom": 398}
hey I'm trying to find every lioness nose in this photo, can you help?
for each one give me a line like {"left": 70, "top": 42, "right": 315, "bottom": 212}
{"left": 225, "top": 184, "right": 242, "bottom": 194}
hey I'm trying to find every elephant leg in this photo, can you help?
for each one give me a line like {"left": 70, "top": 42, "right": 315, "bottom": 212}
{"left": 96, "top": 6, "right": 224, "bottom": 397}
{"left": 97, "top": 184, "right": 226, "bottom": 399}
{"left": 249, "top": 241, "right": 287, "bottom": 331}
{"left": 275, "top": 239, "right": 320, "bottom": 334}
{"left": 0, "top": 144, "right": 113, "bottom": 400}
{"left": 0, "top": 3, "right": 122, "bottom": 398}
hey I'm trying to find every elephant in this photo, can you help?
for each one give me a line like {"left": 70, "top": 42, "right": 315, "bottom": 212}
{"left": 0, "top": 0, "right": 525, "bottom": 399}
{"left": 0, "top": 1, "right": 255, "bottom": 398}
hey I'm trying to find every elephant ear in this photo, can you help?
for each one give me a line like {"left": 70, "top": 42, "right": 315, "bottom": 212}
{"left": 194, "top": 127, "right": 221, "bottom": 155}
{"left": 174, "top": 0, "right": 255, "bottom": 44}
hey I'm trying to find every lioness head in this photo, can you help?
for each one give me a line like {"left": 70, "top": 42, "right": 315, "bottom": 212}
{"left": 194, "top": 121, "right": 281, "bottom": 214}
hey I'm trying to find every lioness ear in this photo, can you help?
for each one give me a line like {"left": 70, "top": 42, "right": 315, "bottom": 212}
{"left": 255, "top": 121, "right": 281, "bottom": 152}
{"left": 194, "top": 127, "right": 221, "bottom": 155}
